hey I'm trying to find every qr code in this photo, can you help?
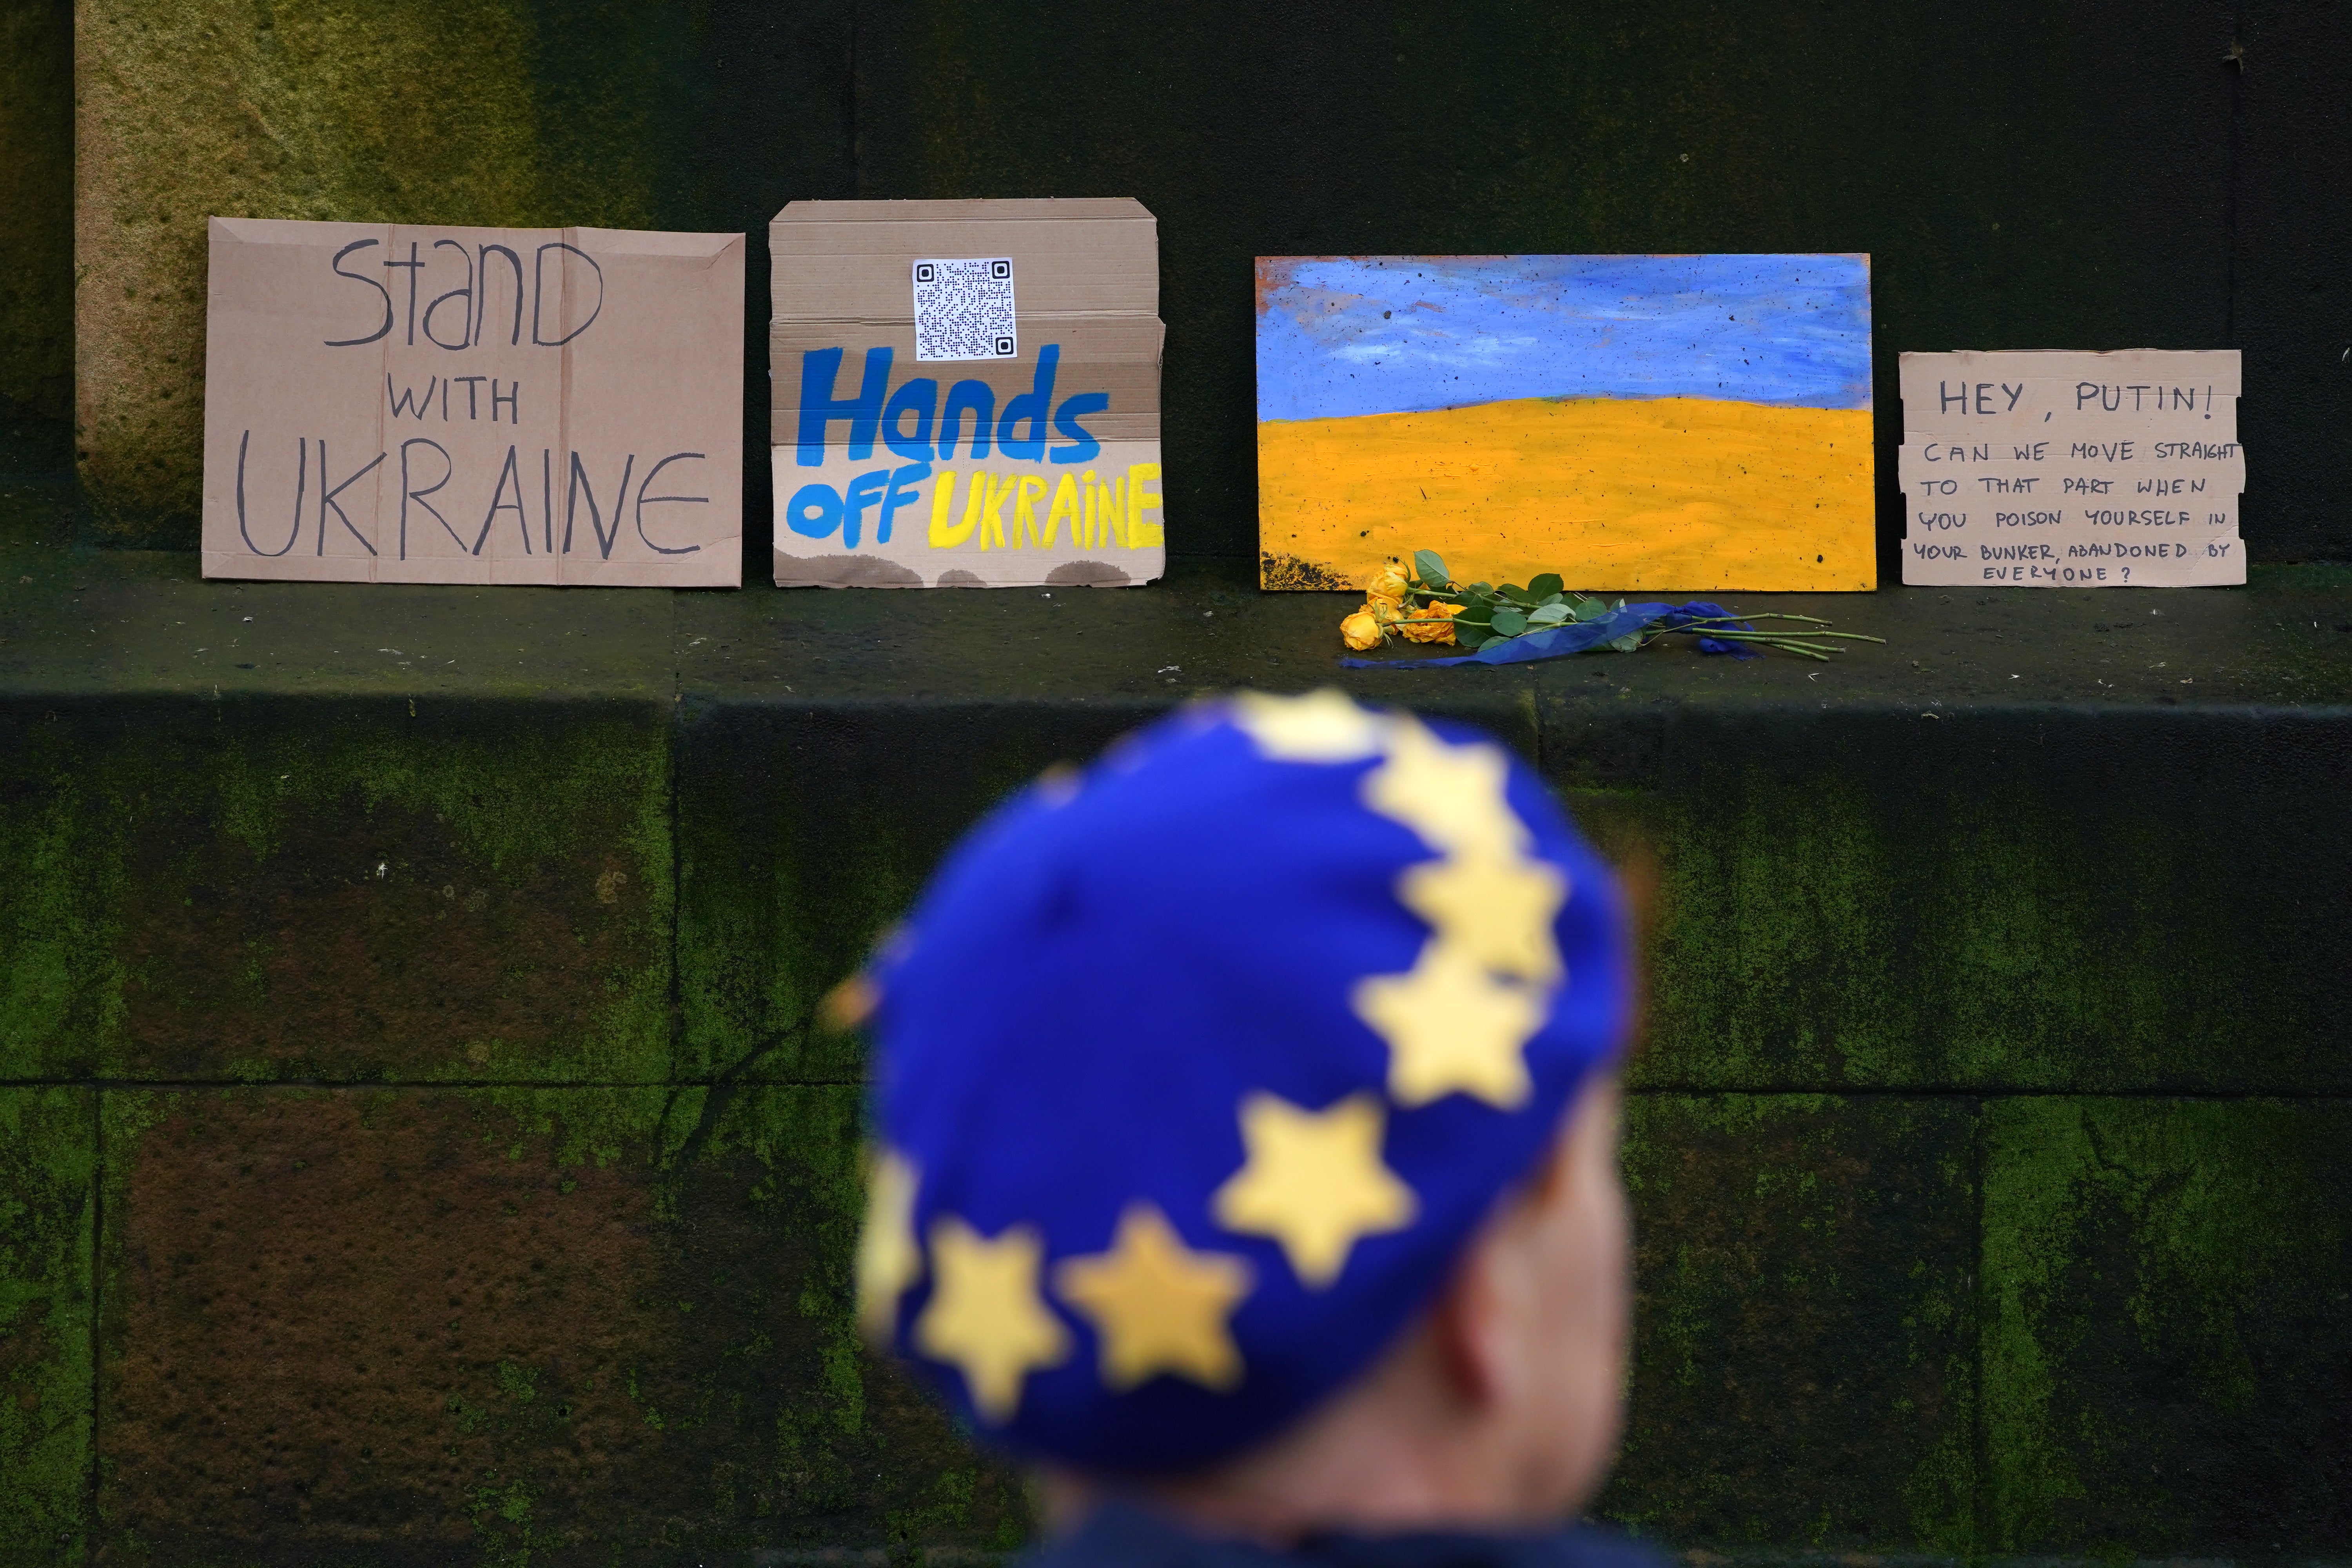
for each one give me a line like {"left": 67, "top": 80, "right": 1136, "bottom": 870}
{"left": 912, "top": 257, "right": 1017, "bottom": 362}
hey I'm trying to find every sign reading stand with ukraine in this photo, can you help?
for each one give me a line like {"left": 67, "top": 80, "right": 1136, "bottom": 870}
{"left": 1256, "top": 254, "right": 1875, "bottom": 593}
{"left": 770, "top": 199, "right": 1166, "bottom": 587}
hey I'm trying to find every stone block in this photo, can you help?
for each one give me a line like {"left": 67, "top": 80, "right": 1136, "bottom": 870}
{"left": 0, "top": 1087, "right": 94, "bottom": 1568}
{"left": 1597, "top": 1094, "right": 1976, "bottom": 1554}
{"left": 96, "top": 1084, "right": 1025, "bottom": 1564}
{"left": 677, "top": 695, "right": 1149, "bottom": 1083}
{"left": 0, "top": 0, "right": 71, "bottom": 427}
{"left": 0, "top": 697, "right": 671, "bottom": 1083}
{"left": 1547, "top": 705, "right": 2352, "bottom": 1095}
{"left": 1981, "top": 1097, "right": 2352, "bottom": 1556}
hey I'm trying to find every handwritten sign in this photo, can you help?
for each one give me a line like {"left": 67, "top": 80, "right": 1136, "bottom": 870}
{"left": 1899, "top": 350, "right": 2243, "bottom": 586}
{"left": 201, "top": 218, "right": 744, "bottom": 586}
{"left": 770, "top": 198, "right": 1164, "bottom": 588}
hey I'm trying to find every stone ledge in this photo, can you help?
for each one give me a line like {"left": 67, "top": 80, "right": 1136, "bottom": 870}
{"left": 7, "top": 542, "right": 2352, "bottom": 1096}
{"left": 3, "top": 541, "right": 2349, "bottom": 710}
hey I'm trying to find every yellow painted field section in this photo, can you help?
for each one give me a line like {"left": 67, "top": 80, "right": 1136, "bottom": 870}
{"left": 1258, "top": 394, "right": 1875, "bottom": 591}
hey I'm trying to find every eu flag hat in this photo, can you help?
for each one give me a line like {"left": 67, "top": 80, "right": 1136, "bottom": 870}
{"left": 856, "top": 690, "right": 1634, "bottom": 1472}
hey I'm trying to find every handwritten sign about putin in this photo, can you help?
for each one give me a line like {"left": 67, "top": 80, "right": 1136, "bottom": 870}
{"left": 1900, "top": 349, "right": 2242, "bottom": 587}
{"left": 201, "top": 218, "right": 744, "bottom": 586}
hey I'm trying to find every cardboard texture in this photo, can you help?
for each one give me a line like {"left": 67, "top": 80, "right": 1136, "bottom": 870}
{"left": 1898, "top": 350, "right": 2243, "bottom": 586}
{"left": 1255, "top": 255, "right": 1876, "bottom": 593}
{"left": 201, "top": 218, "right": 744, "bottom": 586}
{"left": 770, "top": 198, "right": 1165, "bottom": 588}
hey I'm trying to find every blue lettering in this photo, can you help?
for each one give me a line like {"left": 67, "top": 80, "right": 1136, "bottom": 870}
{"left": 786, "top": 481, "right": 842, "bottom": 539}
{"left": 796, "top": 347, "right": 893, "bottom": 466}
{"left": 995, "top": 345, "right": 1061, "bottom": 462}
{"left": 878, "top": 462, "right": 931, "bottom": 544}
{"left": 842, "top": 468, "right": 889, "bottom": 548}
{"left": 1051, "top": 392, "right": 1109, "bottom": 465}
{"left": 940, "top": 380, "right": 995, "bottom": 459}
{"left": 883, "top": 379, "right": 940, "bottom": 462}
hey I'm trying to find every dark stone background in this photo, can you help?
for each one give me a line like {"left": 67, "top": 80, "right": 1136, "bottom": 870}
{"left": 5, "top": 3, "right": 2351, "bottom": 1563}
{"left": 18, "top": 0, "right": 2352, "bottom": 568}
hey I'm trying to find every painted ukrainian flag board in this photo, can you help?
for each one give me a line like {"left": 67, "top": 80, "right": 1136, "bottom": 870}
{"left": 771, "top": 199, "right": 1165, "bottom": 588}
{"left": 1255, "top": 255, "right": 1875, "bottom": 592}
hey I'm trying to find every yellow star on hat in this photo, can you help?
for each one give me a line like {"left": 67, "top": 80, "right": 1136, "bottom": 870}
{"left": 1352, "top": 941, "right": 1546, "bottom": 1109}
{"left": 855, "top": 1148, "right": 923, "bottom": 1342}
{"left": 1397, "top": 852, "right": 1568, "bottom": 984}
{"left": 1212, "top": 1091, "right": 1417, "bottom": 1287}
{"left": 1361, "top": 722, "right": 1529, "bottom": 860}
{"left": 914, "top": 1216, "right": 1071, "bottom": 1423}
{"left": 1232, "top": 689, "right": 1390, "bottom": 762}
{"left": 1055, "top": 1202, "right": 1254, "bottom": 1392}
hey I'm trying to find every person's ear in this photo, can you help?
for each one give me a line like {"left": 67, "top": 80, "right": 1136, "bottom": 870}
{"left": 1430, "top": 1183, "right": 1548, "bottom": 1413}
{"left": 1428, "top": 1237, "right": 1507, "bottom": 1408}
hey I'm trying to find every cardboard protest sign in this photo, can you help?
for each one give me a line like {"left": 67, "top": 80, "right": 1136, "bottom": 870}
{"left": 1899, "top": 350, "right": 2243, "bottom": 586}
{"left": 769, "top": 198, "right": 1164, "bottom": 588}
{"left": 202, "top": 218, "right": 744, "bottom": 586}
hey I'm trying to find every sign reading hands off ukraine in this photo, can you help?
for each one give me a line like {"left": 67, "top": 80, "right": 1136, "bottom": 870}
{"left": 201, "top": 217, "right": 744, "bottom": 586}
{"left": 769, "top": 199, "right": 1165, "bottom": 588}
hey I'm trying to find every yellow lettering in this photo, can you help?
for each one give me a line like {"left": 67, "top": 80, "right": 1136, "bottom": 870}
{"left": 1045, "top": 474, "right": 1082, "bottom": 550}
{"left": 1096, "top": 477, "right": 1126, "bottom": 548}
{"left": 1016, "top": 475, "right": 1051, "bottom": 548}
{"left": 1127, "top": 462, "right": 1164, "bottom": 547}
{"left": 928, "top": 471, "right": 977, "bottom": 548}
{"left": 978, "top": 473, "right": 1014, "bottom": 550}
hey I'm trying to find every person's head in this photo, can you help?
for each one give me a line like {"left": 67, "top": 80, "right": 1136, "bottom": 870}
{"left": 851, "top": 691, "right": 1638, "bottom": 1539}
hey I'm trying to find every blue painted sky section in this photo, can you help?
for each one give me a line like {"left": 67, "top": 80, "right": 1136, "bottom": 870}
{"left": 1255, "top": 254, "right": 1872, "bottom": 423}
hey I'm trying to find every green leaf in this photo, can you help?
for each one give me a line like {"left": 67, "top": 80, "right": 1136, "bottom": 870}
{"left": 1608, "top": 632, "right": 1641, "bottom": 653}
{"left": 1455, "top": 624, "right": 1489, "bottom": 649}
{"left": 1527, "top": 603, "right": 1569, "bottom": 626}
{"left": 1528, "top": 573, "right": 1563, "bottom": 598}
{"left": 1490, "top": 609, "right": 1530, "bottom": 637}
{"left": 1413, "top": 549, "right": 1451, "bottom": 586}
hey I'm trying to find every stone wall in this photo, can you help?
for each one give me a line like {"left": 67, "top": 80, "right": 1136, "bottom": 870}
{"left": 0, "top": 557, "right": 2346, "bottom": 1562}
{"left": 0, "top": 0, "right": 71, "bottom": 425}
{"left": 41, "top": 0, "right": 2352, "bottom": 563}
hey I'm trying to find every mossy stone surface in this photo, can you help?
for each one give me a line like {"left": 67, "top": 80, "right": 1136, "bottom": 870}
{"left": 0, "top": 537, "right": 2346, "bottom": 1555}
{"left": 1980, "top": 1097, "right": 2352, "bottom": 1555}
{"left": 1559, "top": 707, "right": 2352, "bottom": 1095}
{"left": 0, "top": 1088, "right": 94, "bottom": 1568}
{"left": 0, "top": 695, "right": 672, "bottom": 1083}
{"left": 96, "top": 1085, "right": 1025, "bottom": 1564}
{"left": 1599, "top": 1094, "right": 1976, "bottom": 1554}
{"left": 71, "top": 0, "right": 706, "bottom": 546}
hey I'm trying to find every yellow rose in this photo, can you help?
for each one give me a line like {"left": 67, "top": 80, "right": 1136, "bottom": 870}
{"left": 1340, "top": 608, "right": 1386, "bottom": 651}
{"left": 1367, "top": 597, "right": 1406, "bottom": 626}
{"left": 1365, "top": 561, "right": 1411, "bottom": 605}
{"left": 1396, "top": 601, "right": 1463, "bottom": 645}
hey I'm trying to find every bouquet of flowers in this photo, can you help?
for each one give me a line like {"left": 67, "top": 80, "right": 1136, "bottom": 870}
{"left": 1338, "top": 552, "right": 1883, "bottom": 667}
